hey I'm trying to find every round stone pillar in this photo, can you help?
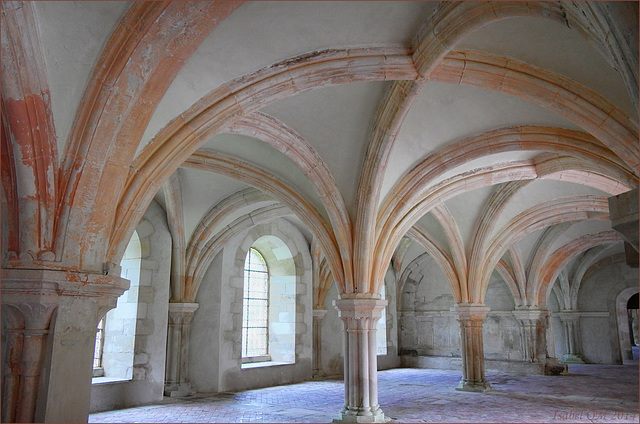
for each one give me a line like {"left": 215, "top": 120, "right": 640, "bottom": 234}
{"left": 1, "top": 268, "right": 129, "bottom": 423}
{"left": 454, "top": 304, "right": 491, "bottom": 392}
{"left": 333, "top": 297, "right": 387, "bottom": 423}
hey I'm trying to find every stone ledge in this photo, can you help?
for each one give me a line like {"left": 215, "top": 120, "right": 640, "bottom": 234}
{"left": 401, "top": 355, "right": 566, "bottom": 376}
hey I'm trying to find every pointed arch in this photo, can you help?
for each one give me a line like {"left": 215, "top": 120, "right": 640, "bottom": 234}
{"left": 536, "top": 231, "right": 622, "bottom": 307}
{"left": 57, "top": 1, "right": 243, "bottom": 271}
{"left": 430, "top": 204, "right": 468, "bottom": 294}
{"left": 495, "top": 259, "right": 523, "bottom": 307}
{"left": 181, "top": 150, "right": 345, "bottom": 295}
{"left": 227, "top": 112, "right": 353, "bottom": 285}
{"left": 1, "top": 1, "right": 58, "bottom": 261}
{"left": 111, "top": 46, "right": 417, "bottom": 291}
{"left": 477, "top": 196, "right": 611, "bottom": 302}
{"left": 185, "top": 188, "right": 275, "bottom": 291}
{"left": 406, "top": 224, "right": 462, "bottom": 303}
{"left": 378, "top": 125, "right": 635, "bottom": 244}
{"left": 432, "top": 50, "right": 639, "bottom": 172}
{"left": 186, "top": 204, "right": 290, "bottom": 301}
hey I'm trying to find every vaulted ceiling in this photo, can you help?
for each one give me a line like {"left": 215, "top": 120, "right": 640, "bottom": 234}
{"left": 2, "top": 1, "right": 638, "bottom": 308}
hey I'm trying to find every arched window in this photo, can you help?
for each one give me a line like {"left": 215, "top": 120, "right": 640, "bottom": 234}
{"left": 242, "top": 248, "right": 270, "bottom": 359}
{"left": 93, "top": 231, "right": 141, "bottom": 381}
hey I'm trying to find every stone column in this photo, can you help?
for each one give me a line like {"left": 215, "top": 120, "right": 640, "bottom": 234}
{"left": 313, "top": 309, "right": 328, "bottom": 377}
{"left": 558, "top": 311, "right": 585, "bottom": 363}
{"left": 512, "top": 309, "right": 548, "bottom": 362}
{"left": 545, "top": 312, "right": 556, "bottom": 359}
{"left": 164, "top": 302, "right": 199, "bottom": 397}
{"left": 1, "top": 268, "right": 129, "bottom": 423}
{"left": 454, "top": 304, "right": 491, "bottom": 392}
{"left": 333, "top": 298, "right": 387, "bottom": 423}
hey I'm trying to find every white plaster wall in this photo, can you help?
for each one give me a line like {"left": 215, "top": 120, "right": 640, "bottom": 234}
{"left": 378, "top": 267, "right": 401, "bottom": 370}
{"left": 577, "top": 260, "right": 639, "bottom": 364}
{"left": 580, "top": 317, "right": 614, "bottom": 364}
{"left": 190, "top": 251, "right": 224, "bottom": 392}
{"left": 484, "top": 272, "right": 522, "bottom": 361}
{"left": 319, "top": 282, "right": 345, "bottom": 377}
{"left": 90, "top": 200, "right": 172, "bottom": 412}
{"left": 399, "top": 257, "right": 523, "bottom": 361}
{"left": 547, "top": 291, "right": 567, "bottom": 359}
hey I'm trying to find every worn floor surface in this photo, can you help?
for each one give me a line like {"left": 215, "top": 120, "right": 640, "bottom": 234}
{"left": 89, "top": 364, "right": 639, "bottom": 423}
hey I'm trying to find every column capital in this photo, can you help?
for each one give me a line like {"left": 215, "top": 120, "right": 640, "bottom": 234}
{"left": 1, "top": 268, "right": 130, "bottom": 422}
{"left": 513, "top": 308, "right": 548, "bottom": 322}
{"left": 313, "top": 309, "right": 328, "bottom": 318}
{"left": 453, "top": 304, "right": 490, "bottom": 321}
{"left": 168, "top": 302, "right": 199, "bottom": 314}
{"left": 333, "top": 298, "right": 387, "bottom": 320}
{"left": 167, "top": 302, "right": 199, "bottom": 326}
{"left": 1, "top": 268, "right": 130, "bottom": 300}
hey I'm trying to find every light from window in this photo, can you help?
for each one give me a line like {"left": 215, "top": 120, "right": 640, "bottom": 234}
{"left": 94, "top": 318, "right": 105, "bottom": 369}
{"left": 242, "top": 248, "right": 269, "bottom": 357}
{"left": 377, "top": 284, "right": 387, "bottom": 355}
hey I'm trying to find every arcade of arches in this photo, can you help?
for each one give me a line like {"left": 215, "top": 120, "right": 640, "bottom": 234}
{"left": 1, "top": 1, "right": 639, "bottom": 423}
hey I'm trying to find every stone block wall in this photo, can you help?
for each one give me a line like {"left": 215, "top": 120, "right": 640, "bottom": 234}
{"left": 398, "top": 263, "right": 523, "bottom": 362}
{"left": 90, "top": 201, "right": 171, "bottom": 412}
{"left": 190, "top": 218, "right": 312, "bottom": 392}
{"left": 548, "top": 257, "right": 639, "bottom": 364}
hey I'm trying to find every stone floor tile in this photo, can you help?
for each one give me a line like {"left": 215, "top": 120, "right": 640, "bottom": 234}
{"left": 90, "top": 364, "right": 639, "bottom": 423}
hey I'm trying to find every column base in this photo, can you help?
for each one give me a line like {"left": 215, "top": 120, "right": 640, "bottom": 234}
{"left": 164, "top": 383, "right": 195, "bottom": 397}
{"left": 561, "top": 354, "right": 585, "bottom": 364}
{"left": 455, "top": 379, "right": 492, "bottom": 392}
{"left": 333, "top": 411, "right": 390, "bottom": 423}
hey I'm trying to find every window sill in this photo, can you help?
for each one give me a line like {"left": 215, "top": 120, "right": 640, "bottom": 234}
{"left": 91, "top": 377, "right": 132, "bottom": 385}
{"left": 241, "top": 361, "right": 293, "bottom": 369}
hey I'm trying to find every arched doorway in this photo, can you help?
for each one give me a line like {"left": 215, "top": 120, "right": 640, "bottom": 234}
{"left": 627, "top": 293, "right": 639, "bottom": 360}
{"left": 615, "top": 288, "right": 640, "bottom": 363}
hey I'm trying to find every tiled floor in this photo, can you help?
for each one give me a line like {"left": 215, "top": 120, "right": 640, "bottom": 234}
{"left": 89, "top": 364, "right": 639, "bottom": 423}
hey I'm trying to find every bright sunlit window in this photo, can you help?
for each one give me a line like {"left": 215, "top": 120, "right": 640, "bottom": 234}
{"left": 242, "top": 248, "right": 270, "bottom": 358}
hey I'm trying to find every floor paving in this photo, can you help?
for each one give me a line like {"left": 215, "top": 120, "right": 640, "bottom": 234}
{"left": 89, "top": 363, "right": 639, "bottom": 423}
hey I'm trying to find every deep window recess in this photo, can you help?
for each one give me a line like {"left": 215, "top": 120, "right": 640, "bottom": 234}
{"left": 93, "top": 317, "right": 105, "bottom": 377}
{"left": 242, "top": 248, "right": 270, "bottom": 358}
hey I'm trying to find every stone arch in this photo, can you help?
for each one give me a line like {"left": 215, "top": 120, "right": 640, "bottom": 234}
{"left": 198, "top": 217, "right": 313, "bottom": 393}
{"left": 615, "top": 287, "right": 640, "bottom": 363}
{"left": 234, "top": 220, "right": 312, "bottom": 365}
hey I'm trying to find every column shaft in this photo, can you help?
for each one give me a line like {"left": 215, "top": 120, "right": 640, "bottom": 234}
{"left": 455, "top": 305, "right": 491, "bottom": 392}
{"left": 333, "top": 298, "right": 387, "bottom": 423}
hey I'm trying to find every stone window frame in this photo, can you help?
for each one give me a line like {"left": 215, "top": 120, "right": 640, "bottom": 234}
{"left": 232, "top": 219, "right": 311, "bottom": 370}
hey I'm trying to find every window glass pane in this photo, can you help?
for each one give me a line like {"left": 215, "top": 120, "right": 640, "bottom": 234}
{"left": 242, "top": 248, "right": 269, "bottom": 358}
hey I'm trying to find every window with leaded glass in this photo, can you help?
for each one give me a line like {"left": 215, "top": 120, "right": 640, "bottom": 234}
{"left": 242, "top": 248, "right": 269, "bottom": 358}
